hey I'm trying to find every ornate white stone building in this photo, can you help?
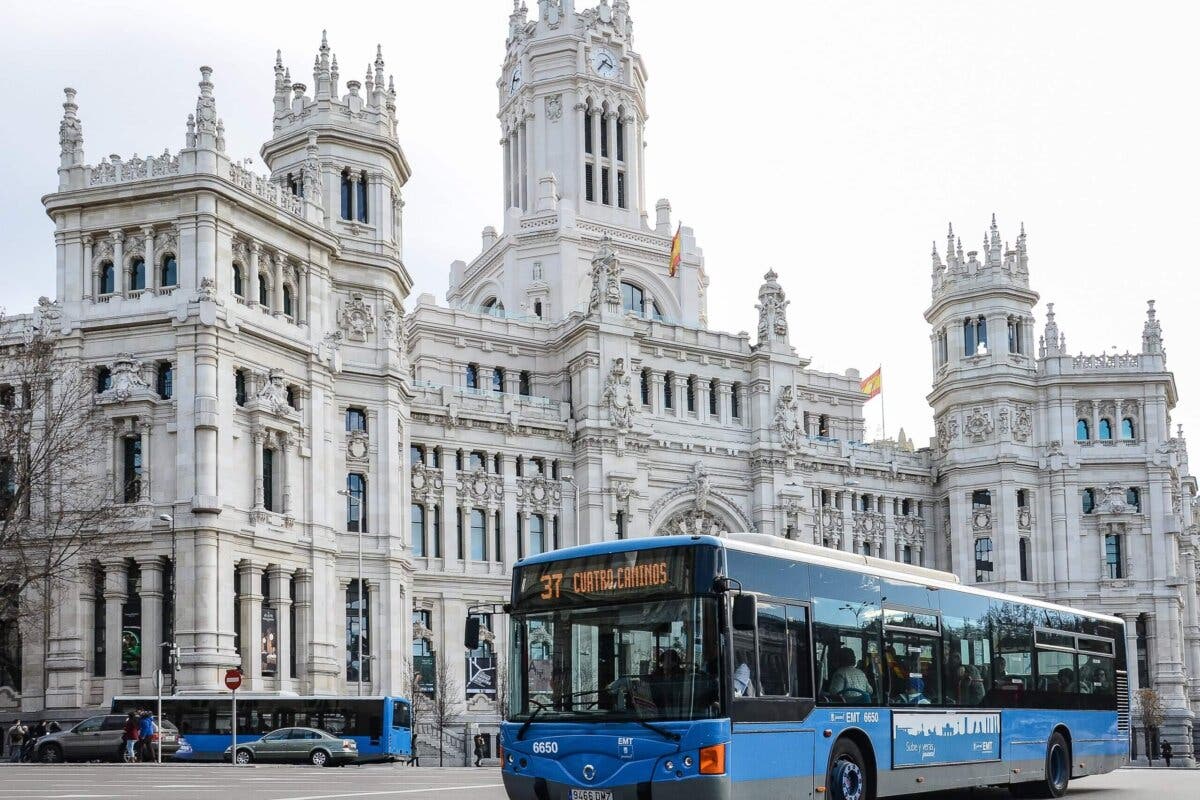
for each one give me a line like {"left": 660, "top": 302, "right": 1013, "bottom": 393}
{"left": 1, "top": 0, "right": 1197, "bottom": 762}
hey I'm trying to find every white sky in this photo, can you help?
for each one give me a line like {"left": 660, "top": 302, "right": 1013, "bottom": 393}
{"left": 2, "top": 1, "right": 1196, "bottom": 447}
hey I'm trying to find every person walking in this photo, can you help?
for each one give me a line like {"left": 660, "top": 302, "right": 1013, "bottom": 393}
{"left": 5, "top": 719, "right": 25, "bottom": 762}
{"left": 1161, "top": 739, "right": 1173, "bottom": 767}
{"left": 121, "top": 711, "right": 140, "bottom": 763}
{"left": 20, "top": 721, "right": 45, "bottom": 763}
{"left": 137, "top": 711, "right": 157, "bottom": 763}
{"left": 473, "top": 734, "right": 486, "bottom": 767}
{"left": 406, "top": 736, "right": 420, "bottom": 767}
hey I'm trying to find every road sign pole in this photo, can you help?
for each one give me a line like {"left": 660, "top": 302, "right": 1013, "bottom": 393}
{"left": 231, "top": 688, "right": 237, "bottom": 767}
{"left": 155, "top": 669, "right": 164, "bottom": 764}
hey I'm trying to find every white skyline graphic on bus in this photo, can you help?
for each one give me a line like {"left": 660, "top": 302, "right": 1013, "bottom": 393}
{"left": 895, "top": 714, "right": 1000, "bottom": 738}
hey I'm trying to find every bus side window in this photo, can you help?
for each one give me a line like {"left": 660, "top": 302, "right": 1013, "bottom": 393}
{"left": 731, "top": 619, "right": 758, "bottom": 697}
{"left": 787, "top": 605, "right": 814, "bottom": 698}
{"left": 757, "top": 604, "right": 789, "bottom": 696}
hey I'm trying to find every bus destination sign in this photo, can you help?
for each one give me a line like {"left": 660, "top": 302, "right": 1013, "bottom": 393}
{"left": 516, "top": 547, "right": 696, "bottom": 609}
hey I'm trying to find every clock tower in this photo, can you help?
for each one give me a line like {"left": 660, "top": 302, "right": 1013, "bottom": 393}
{"left": 500, "top": 0, "right": 647, "bottom": 228}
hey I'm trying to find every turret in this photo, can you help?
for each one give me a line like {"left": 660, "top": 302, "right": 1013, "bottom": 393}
{"left": 57, "top": 88, "right": 86, "bottom": 189}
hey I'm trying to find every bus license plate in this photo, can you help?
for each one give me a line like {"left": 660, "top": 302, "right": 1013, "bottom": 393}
{"left": 569, "top": 791, "right": 613, "bottom": 800}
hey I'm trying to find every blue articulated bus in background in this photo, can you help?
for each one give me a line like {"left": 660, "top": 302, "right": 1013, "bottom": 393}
{"left": 499, "top": 534, "right": 1127, "bottom": 800}
{"left": 111, "top": 695, "right": 412, "bottom": 762}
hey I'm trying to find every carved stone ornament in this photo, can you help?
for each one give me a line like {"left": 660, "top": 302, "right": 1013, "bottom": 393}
{"left": 1013, "top": 405, "right": 1033, "bottom": 443}
{"left": 852, "top": 511, "right": 885, "bottom": 537}
{"left": 517, "top": 474, "right": 562, "bottom": 512}
{"left": 545, "top": 94, "right": 563, "bottom": 122}
{"left": 382, "top": 302, "right": 405, "bottom": 348}
{"left": 459, "top": 467, "right": 502, "bottom": 506}
{"left": 964, "top": 407, "right": 994, "bottom": 443}
{"left": 773, "top": 385, "right": 803, "bottom": 454}
{"left": 98, "top": 355, "right": 155, "bottom": 404}
{"left": 1018, "top": 507, "right": 1033, "bottom": 530}
{"left": 338, "top": 292, "right": 377, "bottom": 343}
{"left": 194, "top": 276, "right": 219, "bottom": 303}
{"left": 1095, "top": 484, "right": 1133, "bottom": 515}
{"left": 651, "top": 461, "right": 755, "bottom": 535}
{"left": 587, "top": 235, "right": 623, "bottom": 316}
{"left": 971, "top": 509, "right": 993, "bottom": 532}
{"left": 936, "top": 415, "right": 959, "bottom": 452}
{"left": 755, "top": 270, "right": 790, "bottom": 345}
{"left": 602, "top": 357, "right": 636, "bottom": 433}
{"left": 346, "top": 430, "right": 370, "bottom": 462}
{"left": 411, "top": 463, "right": 444, "bottom": 504}
{"left": 252, "top": 368, "right": 296, "bottom": 417}
{"left": 35, "top": 296, "right": 63, "bottom": 330}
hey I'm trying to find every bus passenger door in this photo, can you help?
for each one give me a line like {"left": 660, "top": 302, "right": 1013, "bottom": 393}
{"left": 390, "top": 700, "right": 413, "bottom": 756}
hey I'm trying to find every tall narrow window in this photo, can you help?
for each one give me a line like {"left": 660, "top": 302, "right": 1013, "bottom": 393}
{"left": 1007, "top": 318, "right": 1021, "bottom": 354}
{"left": 732, "top": 384, "right": 741, "bottom": 419}
{"left": 470, "top": 509, "right": 486, "bottom": 561}
{"left": 1121, "top": 418, "right": 1136, "bottom": 440}
{"left": 615, "top": 510, "right": 626, "bottom": 540}
{"left": 976, "top": 316, "right": 988, "bottom": 351}
{"left": 283, "top": 286, "right": 294, "bottom": 317}
{"left": 233, "top": 264, "right": 244, "bottom": 297}
{"left": 92, "top": 568, "right": 105, "bottom": 677}
{"left": 600, "top": 116, "right": 609, "bottom": 158}
{"left": 584, "top": 111, "right": 593, "bottom": 154}
{"left": 818, "top": 415, "right": 831, "bottom": 438}
{"left": 519, "top": 371, "right": 532, "bottom": 397}
{"left": 686, "top": 376, "right": 696, "bottom": 413}
{"left": 972, "top": 489, "right": 992, "bottom": 509}
{"left": 432, "top": 505, "right": 442, "bottom": 558}
{"left": 641, "top": 369, "right": 651, "bottom": 406}
{"left": 616, "top": 117, "right": 625, "bottom": 161}
{"left": 121, "top": 566, "right": 142, "bottom": 675}
{"left": 530, "top": 514, "right": 545, "bottom": 555}
{"left": 465, "top": 364, "right": 479, "bottom": 391}
{"left": 340, "top": 170, "right": 352, "bottom": 220}
{"left": 1126, "top": 487, "right": 1141, "bottom": 512}
{"left": 601, "top": 167, "right": 611, "bottom": 205}
{"left": 963, "top": 318, "right": 976, "bottom": 357}
{"left": 664, "top": 372, "right": 674, "bottom": 410}
{"left": 1019, "top": 538, "right": 1030, "bottom": 581}
{"left": 709, "top": 379, "right": 719, "bottom": 416}
{"left": 617, "top": 172, "right": 626, "bottom": 209}
{"left": 1105, "top": 534, "right": 1123, "bottom": 579}
{"left": 346, "top": 407, "right": 367, "bottom": 432}
{"left": 347, "top": 473, "right": 367, "bottom": 533}
{"left": 122, "top": 437, "right": 142, "bottom": 503}
{"left": 902, "top": 545, "right": 913, "bottom": 564}
{"left": 356, "top": 171, "right": 369, "bottom": 222}
{"left": 235, "top": 369, "right": 248, "bottom": 407}
{"left": 492, "top": 367, "right": 505, "bottom": 393}
{"left": 412, "top": 505, "right": 426, "bottom": 558}
{"left": 156, "top": 362, "right": 174, "bottom": 400}
{"left": 1076, "top": 419, "right": 1090, "bottom": 441}
{"left": 1082, "top": 488, "right": 1095, "bottom": 514}
{"left": 346, "top": 580, "right": 370, "bottom": 682}
{"left": 130, "top": 257, "right": 146, "bottom": 291}
{"left": 262, "top": 449, "right": 275, "bottom": 512}
{"left": 160, "top": 254, "right": 178, "bottom": 287}
{"left": 494, "top": 511, "right": 503, "bottom": 563}
{"left": 620, "top": 282, "right": 645, "bottom": 315}
{"left": 974, "top": 537, "right": 993, "bottom": 582}
{"left": 1017, "top": 489, "right": 1028, "bottom": 508}
{"left": 585, "top": 164, "right": 594, "bottom": 203}
{"left": 0, "top": 586, "right": 21, "bottom": 691}
{"left": 1098, "top": 418, "right": 1113, "bottom": 441}
{"left": 100, "top": 262, "right": 115, "bottom": 295}
{"left": 258, "top": 275, "right": 270, "bottom": 308}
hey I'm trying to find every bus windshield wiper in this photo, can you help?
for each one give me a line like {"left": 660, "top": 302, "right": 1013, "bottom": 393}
{"left": 517, "top": 699, "right": 550, "bottom": 741}
{"left": 630, "top": 717, "right": 680, "bottom": 742}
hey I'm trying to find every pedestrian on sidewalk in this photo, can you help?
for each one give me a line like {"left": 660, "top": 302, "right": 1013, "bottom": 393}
{"left": 137, "top": 711, "right": 157, "bottom": 763}
{"left": 5, "top": 720, "right": 25, "bottom": 762}
{"left": 1161, "top": 739, "right": 1173, "bottom": 767}
{"left": 406, "top": 736, "right": 420, "bottom": 766}
{"left": 20, "top": 721, "right": 45, "bottom": 762}
{"left": 121, "top": 711, "right": 140, "bottom": 763}
{"left": 473, "top": 733, "right": 486, "bottom": 767}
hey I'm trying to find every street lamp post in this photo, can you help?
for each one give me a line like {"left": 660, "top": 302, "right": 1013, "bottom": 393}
{"left": 337, "top": 487, "right": 364, "bottom": 697}
{"left": 158, "top": 513, "right": 177, "bottom": 690}
{"left": 562, "top": 476, "right": 580, "bottom": 545}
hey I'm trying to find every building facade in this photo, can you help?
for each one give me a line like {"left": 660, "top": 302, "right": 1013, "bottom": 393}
{"left": 1, "top": 0, "right": 1197, "bottom": 762}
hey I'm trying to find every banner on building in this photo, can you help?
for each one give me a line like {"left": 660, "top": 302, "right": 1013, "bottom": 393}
{"left": 466, "top": 655, "right": 497, "bottom": 696}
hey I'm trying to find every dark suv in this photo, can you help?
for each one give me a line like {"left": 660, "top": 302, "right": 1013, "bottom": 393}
{"left": 36, "top": 714, "right": 182, "bottom": 762}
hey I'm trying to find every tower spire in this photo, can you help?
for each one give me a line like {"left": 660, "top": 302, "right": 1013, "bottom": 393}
{"left": 58, "top": 87, "right": 84, "bottom": 168}
{"left": 1142, "top": 299, "right": 1164, "bottom": 355}
{"left": 192, "top": 66, "right": 219, "bottom": 150}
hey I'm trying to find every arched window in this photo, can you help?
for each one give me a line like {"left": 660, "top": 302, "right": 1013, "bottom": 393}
{"left": 286, "top": 385, "right": 300, "bottom": 411}
{"left": 616, "top": 116, "right": 625, "bottom": 161}
{"left": 663, "top": 372, "right": 674, "bottom": 410}
{"left": 519, "top": 371, "right": 532, "bottom": 397}
{"left": 530, "top": 513, "right": 546, "bottom": 555}
{"left": 232, "top": 264, "right": 244, "bottom": 297}
{"left": 356, "top": 170, "right": 369, "bottom": 223}
{"left": 130, "top": 257, "right": 146, "bottom": 291}
{"left": 1076, "top": 419, "right": 1090, "bottom": 441}
{"left": 620, "top": 282, "right": 645, "bottom": 316}
{"left": 346, "top": 473, "right": 367, "bottom": 532}
{"left": 686, "top": 375, "right": 696, "bottom": 413}
{"left": 1082, "top": 488, "right": 1095, "bottom": 514}
{"left": 974, "top": 537, "right": 993, "bottom": 582}
{"left": 963, "top": 318, "right": 977, "bottom": 357}
{"left": 156, "top": 362, "right": 173, "bottom": 400}
{"left": 234, "top": 369, "right": 248, "bottom": 407}
{"left": 95, "top": 366, "right": 112, "bottom": 394}
{"left": 731, "top": 383, "right": 742, "bottom": 419}
{"left": 346, "top": 407, "right": 367, "bottom": 432}
{"left": 1019, "top": 538, "right": 1030, "bottom": 581}
{"left": 411, "top": 505, "right": 426, "bottom": 558}
{"left": 1121, "top": 418, "right": 1136, "bottom": 440}
{"left": 818, "top": 415, "right": 831, "bottom": 438}
{"left": 100, "top": 261, "right": 116, "bottom": 295}
{"left": 340, "top": 169, "right": 353, "bottom": 220}
{"left": 258, "top": 275, "right": 270, "bottom": 308}
{"left": 283, "top": 286, "right": 293, "bottom": 317}
{"left": 492, "top": 367, "right": 505, "bottom": 393}
{"left": 1126, "top": 487, "right": 1141, "bottom": 512}
{"left": 470, "top": 509, "right": 486, "bottom": 561}
{"left": 709, "top": 378, "right": 719, "bottom": 416}
{"left": 640, "top": 369, "right": 651, "bottom": 406}
{"left": 465, "top": 363, "right": 479, "bottom": 391}
{"left": 481, "top": 297, "right": 505, "bottom": 316}
{"left": 1098, "top": 418, "right": 1113, "bottom": 441}
{"left": 160, "top": 254, "right": 177, "bottom": 287}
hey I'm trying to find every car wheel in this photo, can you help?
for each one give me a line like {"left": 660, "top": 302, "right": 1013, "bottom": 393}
{"left": 39, "top": 744, "right": 63, "bottom": 764}
{"left": 827, "top": 738, "right": 873, "bottom": 800}
{"left": 310, "top": 749, "right": 330, "bottom": 767}
{"left": 234, "top": 748, "right": 254, "bottom": 765}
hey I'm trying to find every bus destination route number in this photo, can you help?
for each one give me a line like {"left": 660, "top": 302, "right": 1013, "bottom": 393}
{"left": 518, "top": 547, "right": 695, "bottom": 609}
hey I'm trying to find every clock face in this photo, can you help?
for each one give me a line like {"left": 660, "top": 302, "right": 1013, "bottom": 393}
{"left": 508, "top": 64, "right": 523, "bottom": 96}
{"left": 591, "top": 47, "right": 620, "bottom": 79}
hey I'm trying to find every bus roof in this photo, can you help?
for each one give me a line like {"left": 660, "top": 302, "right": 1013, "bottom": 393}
{"left": 516, "top": 533, "right": 1123, "bottom": 626}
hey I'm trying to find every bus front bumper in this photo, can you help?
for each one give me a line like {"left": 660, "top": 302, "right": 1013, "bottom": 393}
{"left": 502, "top": 772, "right": 730, "bottom": 800}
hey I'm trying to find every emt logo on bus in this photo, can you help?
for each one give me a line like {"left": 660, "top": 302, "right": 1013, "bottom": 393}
{"left": 516, "top": 547, "right": 696, "bottom": 609}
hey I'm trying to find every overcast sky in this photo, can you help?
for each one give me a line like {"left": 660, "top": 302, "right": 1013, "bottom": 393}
{"left": 2, "top": 1, "right": 1197, "bottom": 446}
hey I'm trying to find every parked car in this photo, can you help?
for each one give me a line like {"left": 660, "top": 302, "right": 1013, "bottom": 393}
{"left": 36, "top": 714, "right": 182, "bottom": 763}
{"left": 223, "top": 727, "right": 358, "bottom": 767}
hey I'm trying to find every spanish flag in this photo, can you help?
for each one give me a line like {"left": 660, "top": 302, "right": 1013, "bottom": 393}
{"left": 860, "top": 367, "right": 882, "bottom": 400}
{"left": 669, "top": 223, "right": 682, "bottom": 277}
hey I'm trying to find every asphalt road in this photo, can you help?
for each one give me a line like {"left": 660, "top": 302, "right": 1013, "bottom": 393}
{"left": 0, "top": 764, "right": 1192, "bottom": 800}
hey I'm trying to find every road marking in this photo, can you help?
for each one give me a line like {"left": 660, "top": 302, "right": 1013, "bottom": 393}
{"left": 274, "top": 784, "right": 505, "bottom": 800}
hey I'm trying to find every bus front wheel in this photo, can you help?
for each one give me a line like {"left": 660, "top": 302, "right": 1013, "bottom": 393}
{"left": 1013, "top": 732, "right": 1070, "bottom": 799}
{"left": 827, "top": 739, "right": 872, "bottom": 800}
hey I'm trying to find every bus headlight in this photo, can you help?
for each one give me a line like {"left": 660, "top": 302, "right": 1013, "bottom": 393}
{"left": 699, "top": 744, "right": 725, "bottom": 775}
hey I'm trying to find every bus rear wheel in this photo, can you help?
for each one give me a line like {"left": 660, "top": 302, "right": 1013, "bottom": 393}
{"left": 1013, "top": 732, "right": 1070, "bottom": 799}
{"left": 827, "top": 739, "right": 872, "bottom": 800}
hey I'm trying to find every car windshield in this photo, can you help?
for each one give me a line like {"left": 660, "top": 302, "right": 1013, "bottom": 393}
{"left": 510, "top": 597, "right": 721, "bottom": 723}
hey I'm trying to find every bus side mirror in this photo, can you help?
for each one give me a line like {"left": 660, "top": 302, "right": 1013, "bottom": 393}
{"left": 732, "top": 594, "right": 757, "bottom": 631}
{"left": 465, "top": 617, "right": 481, "bottom": 650}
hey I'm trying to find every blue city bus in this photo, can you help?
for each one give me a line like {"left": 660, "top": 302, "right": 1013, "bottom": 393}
{"left": 499, "top": 534, "right": 1127, "bottom": 800}
{"left": 111, "top": 695, "right": 412, "bottom": 762}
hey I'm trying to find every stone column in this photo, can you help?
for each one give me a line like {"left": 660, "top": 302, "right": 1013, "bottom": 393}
{"left": 297, "top": 267, "right": 308, "bottom": 327}
{"left": 83, "top": 235, "right": 94, "bottom": 300}
{"left": 273, "top": 251, "right": 286, "bottom": 319}
{"left": 269, "top": 566, "right": 292, "bottom": 685}
{"left": 461, "top": 502, "right": 474, "bottom": 561}
{"left": 649, "top": 371, "right": 665, "bottom": 416}
{"left": 673, "top": 374, "right": 688, "bottom": 419}
{"left": 280, "top": 432, "right": 295, "bottom": 520}
{"left": 517, "top": 122, "right": 528, "bottom": 211}
{"left": 252, "top": 428, "right": 266, "bottom": 513}
{"left": 349, "top": 173, "right": 360, "bottom": 221}
{"left": 624, "top": 114, "right": 639, "bottom": 212}
{"left": 139, "top": 421, "right": 151, "bottom": 503}
{"left": 137, "top": 558, "right": 164, "bottom": 687}
{"left": 367, "top": 581, "right": 380, "bottom": 691}
{"left": 1122, "top": 613, "right": 1141, "bottom": 703}
{"left": 575, "top": 100, "right": 587, "bottom": 204}
{"left": 590, "top": 110, "right": 602, "bottom": 201}
{"left": 606, "top": 112, "right": 618, "bottom": 206}
{"left": 143, "top": 227, "right": 157, "bottom": 291}
{"left": 501, "top": 133, "right": 511, "bottom": 210}
{"left": 238, "top": 561, "right": 264, "bottom": 688}
{"left": 110, "top": 231, "right": 125, "bottom": 295}
{"left": 293, "top": 569, "right": 312, "bottom": 688}
{"left": 519, "top": 510, "right": 530, "bottom": 560}
{"left": 717, "top": 381, "right": 732, "bottom": 426}
{"left": 248, "top": 243, "right": 261, "bottom": 309}
{"left": 485, "top": 507, "right": 497, "bottom": 563}
{"left": 103, "top": 560, "right": 128, "bottom": 697}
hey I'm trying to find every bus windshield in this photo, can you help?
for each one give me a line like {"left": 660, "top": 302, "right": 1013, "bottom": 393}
{"left": 510, "top": 596, "right": 721, "bottom": 724}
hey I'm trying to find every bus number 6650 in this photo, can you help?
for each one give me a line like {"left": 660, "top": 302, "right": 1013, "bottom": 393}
{"left": 532, "top": 741, "right": 559, "bottom": 754}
